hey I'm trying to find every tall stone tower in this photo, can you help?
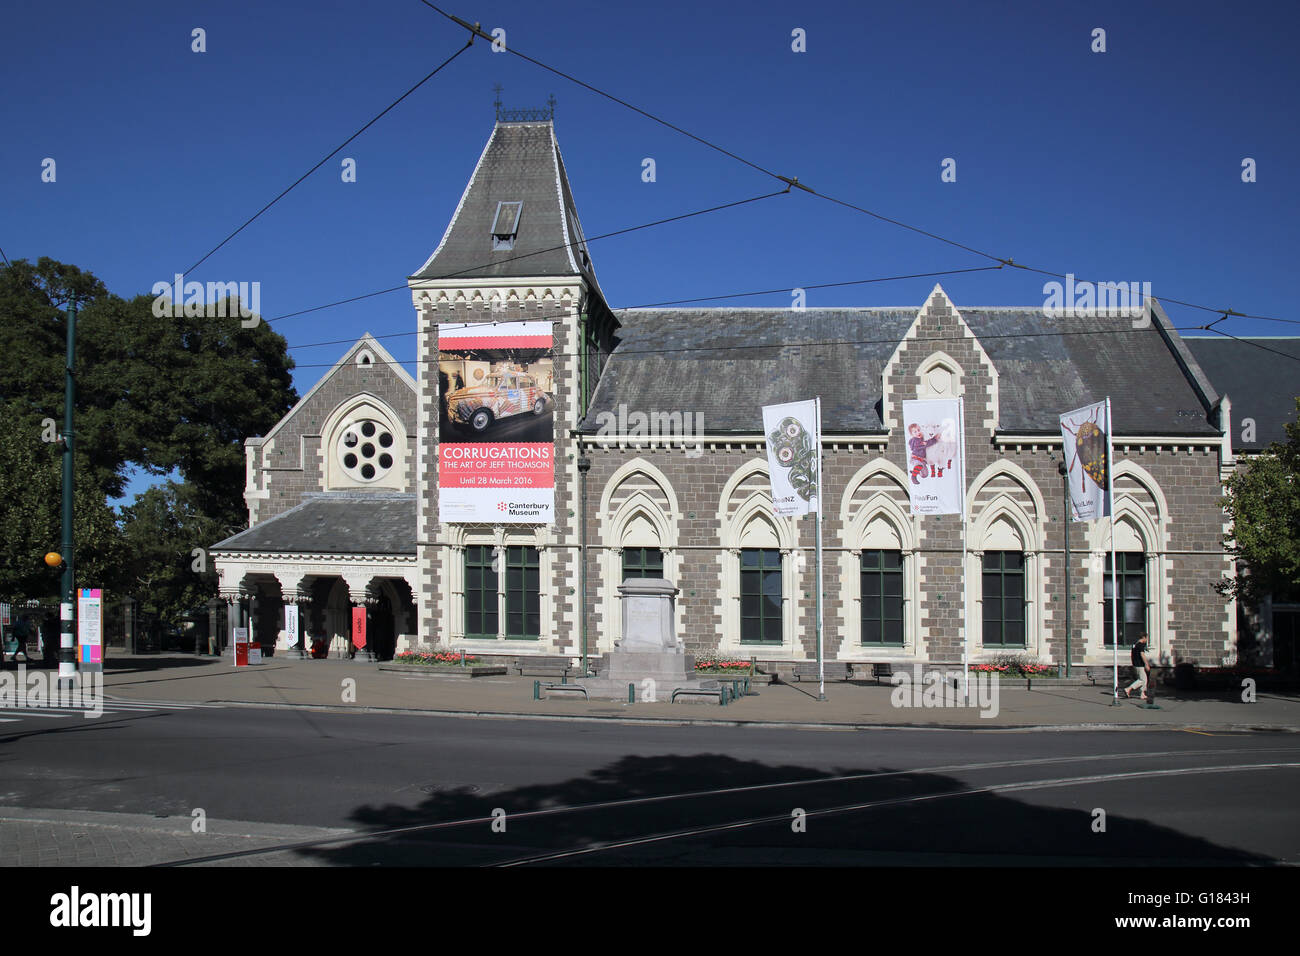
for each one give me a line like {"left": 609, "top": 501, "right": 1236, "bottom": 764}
{"left": 407, "top": 110, "right": 615, "bottom": 651}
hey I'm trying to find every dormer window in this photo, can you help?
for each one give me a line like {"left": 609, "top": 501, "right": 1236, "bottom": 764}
{"left": 492, "top": 201, "right": 523, "bottom": 250}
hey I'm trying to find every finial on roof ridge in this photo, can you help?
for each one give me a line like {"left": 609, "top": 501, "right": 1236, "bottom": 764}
{"left": 494, "top": 89, "right": 557, "bottom": 123}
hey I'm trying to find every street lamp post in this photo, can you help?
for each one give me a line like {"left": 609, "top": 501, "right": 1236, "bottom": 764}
{"left": 59, "top": 297, "right": 77, "bottom": 690}
{"left": 577, "top": 453, "right": 591, "bottom": 677}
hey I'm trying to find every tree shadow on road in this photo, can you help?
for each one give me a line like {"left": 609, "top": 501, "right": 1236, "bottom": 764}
{"left": 291, "top": 752, "right": 1282, "bottom": 866}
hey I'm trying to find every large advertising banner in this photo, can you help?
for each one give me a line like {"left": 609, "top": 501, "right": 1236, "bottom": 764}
{"left": 1060, "top": 400, "right": 1112, "bottom": 521}
{"left": 762, "top": 400, "right": 821, "bottom": 516}
{"left": 902, "top": 399, "right": 965, "bottom": 516}
{"left": 437, "top": 322, "right": 555, "bottom": 524}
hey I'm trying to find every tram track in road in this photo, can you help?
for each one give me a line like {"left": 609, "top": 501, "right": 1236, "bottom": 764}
{"left": 152, "top": 744, "right": 1300, "bottom": 866}
{"left": 491, "top": 761, "right": 1300, "bottom": 866}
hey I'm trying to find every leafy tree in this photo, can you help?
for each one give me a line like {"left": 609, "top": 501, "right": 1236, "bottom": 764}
{"left": 1219, "top": 397, "right": 1300, "bottom": 606}
{"left": 118, "top": 481, "right": 225, "bottom": 621}
{"left": 0, "top": 257, "right": 298, "bottom": 611}
{"left": 0, "top": 401, "right": 123, "bottom": 602}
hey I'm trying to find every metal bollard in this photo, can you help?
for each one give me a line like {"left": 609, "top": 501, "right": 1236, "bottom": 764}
{"left": 628, "top": 683, "right": 635, "bottom": 703}
{"left": 533, "top": 679, "right": 540, "bottom": 701}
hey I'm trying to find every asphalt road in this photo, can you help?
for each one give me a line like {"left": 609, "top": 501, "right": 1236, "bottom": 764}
{"left": 2, "top": 703, "right": 1297, "bottom": 866}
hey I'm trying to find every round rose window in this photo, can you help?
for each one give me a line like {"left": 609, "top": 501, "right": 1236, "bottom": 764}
{"left": 338, "top": 420, "right": 396, "bottom": 482}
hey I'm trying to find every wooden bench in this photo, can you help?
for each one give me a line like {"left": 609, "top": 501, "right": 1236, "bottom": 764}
{"left": 1082, "top": 665, "right": 1140, "bottom": 686}
{"left": 790, "top": 662, "right": 852, "bottom": 682}
{"left": 513, "top": 655, "right": 574, "bottom": 678}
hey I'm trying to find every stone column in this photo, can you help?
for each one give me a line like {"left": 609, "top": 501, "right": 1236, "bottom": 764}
{"left": 969, "top": 549, "right": 984, "bottom": 652}
{"left": 493, "top": 545, "right": 506, "bottom": 642}
{"left": 219, "top": 589, "right": 241, "bottom": 658}
{"left": 206, "top": 597, "right": 222, "bottom": 656}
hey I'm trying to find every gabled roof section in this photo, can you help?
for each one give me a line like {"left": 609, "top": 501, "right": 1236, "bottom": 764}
{"left": 579, "top": 299, "right": 1223, "bottom": 436}
{"left": 210, "top": 493, "right": 416, "bottom": 555}
{"left": 411, "top": 121, "right": 599, "bottom": 285}
{"left": 248, "top": 333, "right": 414, "bottom": 448}
{"left": 1183, "top": 335, "right": 1300, "bottom": 451}
{"left": 579, "top": 308, "right": 915, "bottom": 433}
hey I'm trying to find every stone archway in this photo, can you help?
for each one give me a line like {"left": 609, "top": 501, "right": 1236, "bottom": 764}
{"left": 364, "top": 578, "right": 415, "bottom": 661}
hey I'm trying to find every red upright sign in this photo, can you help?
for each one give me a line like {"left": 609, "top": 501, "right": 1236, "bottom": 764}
{"left": 351, "top": 607, "right": 367, "bottom": 650}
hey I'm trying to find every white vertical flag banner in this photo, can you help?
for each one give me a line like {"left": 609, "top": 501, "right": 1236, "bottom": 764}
{"left": 1059, "top": 400, "right": 1112, "bottom": 521}
{"left": 762, "top": 400, "right": 820, "bottom": 516}
{"left": 284, "top": 603, "right": 299, "bottom": 650}
{"left": 902, "top": 399, "right": 965, "bottom": 516}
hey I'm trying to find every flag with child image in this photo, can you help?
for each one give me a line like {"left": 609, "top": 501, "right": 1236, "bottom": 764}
{"left": 902, "top": 399, "right": 965, "bottom": 516}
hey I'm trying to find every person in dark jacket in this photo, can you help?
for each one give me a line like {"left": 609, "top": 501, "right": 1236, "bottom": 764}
{"left": 1124, "top": 633, "right": 1152, "bottom": 700}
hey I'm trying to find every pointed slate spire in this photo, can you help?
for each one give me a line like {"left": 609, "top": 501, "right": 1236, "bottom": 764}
{"left": 411, "top": 117, "right": 598, "bottom": 284}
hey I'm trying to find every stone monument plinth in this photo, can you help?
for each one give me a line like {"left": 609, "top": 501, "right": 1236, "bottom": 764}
{"left": 571, "top": 577, "right": 729, "bottom": 703}
{"left": 606, "top": 578, "right": 694, "bottom": 684}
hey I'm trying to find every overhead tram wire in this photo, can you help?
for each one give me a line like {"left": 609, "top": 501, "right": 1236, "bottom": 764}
{"left": 261, "top": 187, "right": 792, "bottom": 325}
{"left": 178, "top": 37, "right": 475, "bottom": 278}
{"left": 416, "top": 2, "right": 1295, "bottom": 328}
{"left": 1204, "top": 326, "right": 1300, "bottom": 362}
{"left": 283, "top": 265, "right": 1007, "bottom": 352}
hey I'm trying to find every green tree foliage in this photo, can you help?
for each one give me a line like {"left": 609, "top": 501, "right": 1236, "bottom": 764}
{"left": 1219, "top": 398, "right": 1300, "bottom": 606}
{"left": 0, "top": 401, "right": 123, "bottom": 602}
{"left": 0, "top": 257, "right": 298, "bottom": 610}
{"left": 118, "top": 481, "right": 224, "bottom": 621}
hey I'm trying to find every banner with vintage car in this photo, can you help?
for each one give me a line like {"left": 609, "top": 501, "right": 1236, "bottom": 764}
{"left": 437, "top": 322, "right": 554, "bottom": 524}
{"left": 1059, "top": 399, "right": 1112, "bottom": 521}
{"left": 902, "top": 398, "right": 965, "bottom": 516}
{"left": 762, "top": 399, "right": 821, "bottom": 516}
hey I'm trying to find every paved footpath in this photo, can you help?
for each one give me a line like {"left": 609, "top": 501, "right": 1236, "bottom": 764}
{"left": 71, "top": 652, "right": 1300, "bottom": 732}
{"left": 0, "top": 808, "right": 350, "bottom": 867}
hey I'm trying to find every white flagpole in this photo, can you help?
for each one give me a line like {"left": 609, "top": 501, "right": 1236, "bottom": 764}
{"left": 815, "top": 396, "right": 825, "bottom": 702}
{"left": 959, "top": 398, "right": 969, "bottom": 701}
{"left": 1107, "top": 396, "right": 1119, "bottom": 703}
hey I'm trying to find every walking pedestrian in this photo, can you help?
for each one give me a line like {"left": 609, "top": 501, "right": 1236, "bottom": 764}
{"left": 1124, "top": 632, "right": 1152, "bottom": 701}
{"left": 12, "top": 614, "right": 32, "bottom": 661}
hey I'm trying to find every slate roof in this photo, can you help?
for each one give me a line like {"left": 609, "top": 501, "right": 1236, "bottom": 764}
{"left": 411, "top": 121, "right": 598, "bottom": 284}
{"left": 579, "top": 307, "right": 1221, "bottom": 436}
{"left": 210, "top": 494, "right": 415, "bottom": 555}
{"left": 1184, "top": 336, "right": 1300, "bottom": 451}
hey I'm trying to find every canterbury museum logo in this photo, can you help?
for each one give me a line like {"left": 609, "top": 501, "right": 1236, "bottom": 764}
{"left": 151, "top": 273, "right": 261, "bottom": 326}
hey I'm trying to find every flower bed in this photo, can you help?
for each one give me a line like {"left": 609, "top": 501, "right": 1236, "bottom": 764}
{"left": 694, "top": 658, "right": 754, "bottom": 675}
{"left": 394, "top": 651, "right": 480, "bottom": 667}
{"left": 970, "top": 662, "right": 1059, "bottom": 679}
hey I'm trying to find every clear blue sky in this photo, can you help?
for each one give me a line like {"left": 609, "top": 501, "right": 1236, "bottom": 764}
{"left": 3, "top": 0, "right": 1297, "bottom": 500}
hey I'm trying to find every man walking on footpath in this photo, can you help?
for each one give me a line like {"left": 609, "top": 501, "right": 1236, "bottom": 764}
{"left": 1124, "top": 632, "right": 1152, "bottom": 701}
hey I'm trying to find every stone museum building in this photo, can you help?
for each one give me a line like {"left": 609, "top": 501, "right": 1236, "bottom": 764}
{"left": 211, "top": 112, "right": 1262, "bottom": 672}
